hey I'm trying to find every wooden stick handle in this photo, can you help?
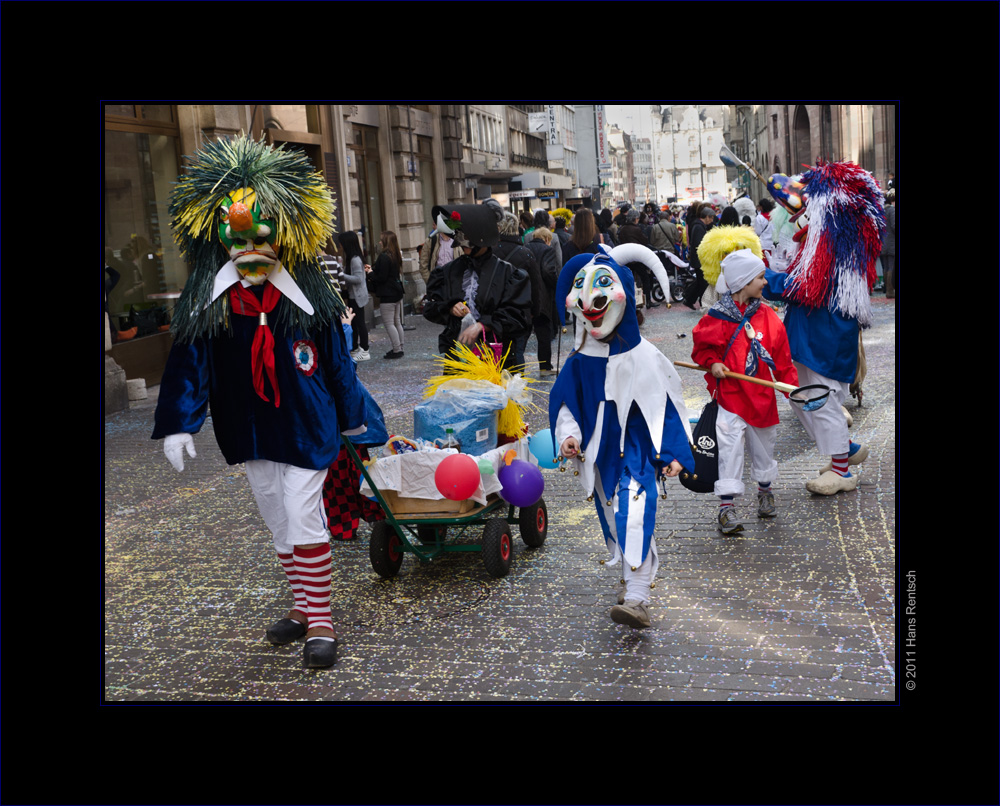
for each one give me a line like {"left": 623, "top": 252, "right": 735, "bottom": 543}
{"left": 673, "top": 361, "right": 796, "bottom": 395}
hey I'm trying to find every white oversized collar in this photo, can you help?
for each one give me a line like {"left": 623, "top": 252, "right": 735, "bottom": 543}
{"left": 210, "top": 260, "right": 314, "bottom": 315}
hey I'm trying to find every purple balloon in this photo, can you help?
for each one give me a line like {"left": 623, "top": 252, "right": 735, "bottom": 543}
{"left": 497, "top": 459, "right": 545, "bottom": 508}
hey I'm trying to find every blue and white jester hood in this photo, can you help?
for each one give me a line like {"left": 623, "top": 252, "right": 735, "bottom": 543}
{"left": 548, "top": 245, "right": 694, "bottom": 568}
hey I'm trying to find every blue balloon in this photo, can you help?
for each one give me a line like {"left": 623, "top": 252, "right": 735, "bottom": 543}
{"left": 528, "top": 429, "right": 558, "bottom": 469}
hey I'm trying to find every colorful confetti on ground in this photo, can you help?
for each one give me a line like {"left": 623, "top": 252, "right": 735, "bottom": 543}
{"left": 105, "top": 296, "right": 896, "bottom": 702}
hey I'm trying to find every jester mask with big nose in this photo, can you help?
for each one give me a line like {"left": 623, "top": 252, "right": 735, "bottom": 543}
{"left": 566, "top": 255, "right": 629, "bottom": 341}
{"left": 218, "top": 187, "right": 280, "bottom": 285}
{"left": 557, "top": 244, "right": 677, "bottom": 350}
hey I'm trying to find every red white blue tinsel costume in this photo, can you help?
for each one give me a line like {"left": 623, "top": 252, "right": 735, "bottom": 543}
{"left": 780, "top": 161, "right": 885, "bottom": 330}
{"left": 764, "top": 161, "right": 885, "bottom": 457}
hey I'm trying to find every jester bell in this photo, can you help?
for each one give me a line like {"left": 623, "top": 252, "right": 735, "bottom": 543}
{"left": 218, "top": 188, "right": 280, "bottom": 285}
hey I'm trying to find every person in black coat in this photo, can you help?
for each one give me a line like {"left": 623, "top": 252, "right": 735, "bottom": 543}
{"left": 524, "top": 227, "right": 560, "bottom": 374}
{"left": 682, "top": 205, "right": 716, "bottom": 309}
{"left": 554, "top": 216, "right": 572, "bottom": 252}
{"left": 423, "top": 203, "right": 530, "bottom": 369}
{"left": 494, "top": 211, "right": 540, "bottom": 369}
{"left": 369, "top": 231, "right": 406, "bottom": 358}
{"left": 617, "top": 209, "right": 658, "bottom": 310}
{"left": 597, "top": 208, "right": 617, "bottom": 246}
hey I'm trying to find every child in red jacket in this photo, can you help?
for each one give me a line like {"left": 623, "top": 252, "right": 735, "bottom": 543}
{"left": 691, "top": 249, "right": 798, "bottom": 534}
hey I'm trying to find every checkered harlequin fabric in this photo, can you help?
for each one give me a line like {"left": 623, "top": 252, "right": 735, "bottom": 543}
{"left": 322, "top": 445, "right": 385, "bottom": 540}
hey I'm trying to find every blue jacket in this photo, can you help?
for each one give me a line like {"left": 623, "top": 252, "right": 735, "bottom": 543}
{"left": 764, "top": 269, "right": 859, "bottom": 383}
{"left": 153, "top": 292, "right": 368, "bottom": 470}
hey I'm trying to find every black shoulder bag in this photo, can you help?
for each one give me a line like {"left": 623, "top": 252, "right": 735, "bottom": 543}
{"left": 679, "top": 313, "right": 747, "bottom": 494}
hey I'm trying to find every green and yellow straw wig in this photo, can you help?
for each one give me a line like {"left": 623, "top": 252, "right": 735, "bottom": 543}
{"left": 169, "top": 134, "right": 342, "bottom": 342}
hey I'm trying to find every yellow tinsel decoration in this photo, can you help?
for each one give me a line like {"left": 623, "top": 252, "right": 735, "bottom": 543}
{"left": 424, "top": 343, "right": 546, "bottom": 437}
{"left": 696, "top": 225, "right": 763, "bottom": 287}
{"left": 551, "top": 207, "right": 573, "bottom": 227}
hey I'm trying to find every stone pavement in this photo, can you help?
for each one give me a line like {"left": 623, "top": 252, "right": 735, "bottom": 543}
{"left": 104, "top": 294, "right": 897, "bottom": 702}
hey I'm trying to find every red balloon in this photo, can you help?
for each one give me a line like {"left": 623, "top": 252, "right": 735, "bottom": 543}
{"left": 434, "top": 453, "right": 481, "bottom": 501}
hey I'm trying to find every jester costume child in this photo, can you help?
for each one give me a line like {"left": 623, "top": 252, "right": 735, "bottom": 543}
{"left": 152, "top": 135, "right": 382, "bottom": 668}
{"left": 549, "top": 244, "right": 694, "bottom": 629}
{"left": 762, "top": 161, "right": 885, "bottom": 495}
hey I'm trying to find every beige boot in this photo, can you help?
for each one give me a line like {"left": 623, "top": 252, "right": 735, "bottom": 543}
{"left": 806, "top": 470, "right": 858, "bottom": 495}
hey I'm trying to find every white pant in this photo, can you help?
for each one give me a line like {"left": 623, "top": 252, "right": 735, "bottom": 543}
{"left": 244, "top": 461, "right": 329, "bottom": 554}
{"left": 790, "top": 362, "right": 850, "bottom": 456}
{"left": 714, "top": 406, "right": 778, "bottom": 497}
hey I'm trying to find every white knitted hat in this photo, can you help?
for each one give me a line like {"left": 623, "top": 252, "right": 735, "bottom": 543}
{"left": 719, "top": 248, "right": 765, "bottom": 293}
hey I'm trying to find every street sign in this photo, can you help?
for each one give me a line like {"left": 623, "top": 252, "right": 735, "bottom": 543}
{"left": 596, "top": 106, "right": 611, "bottom": 171}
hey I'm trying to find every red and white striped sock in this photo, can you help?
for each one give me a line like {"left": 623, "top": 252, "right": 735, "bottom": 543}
{"left": 831, "top": 453, "right": 850, "bottom": 477}
{"left": 278, "top": 552, "right": 309, "bottom": 621}
{"left": 292, "top": 544, "right": 334, "bottom": 633}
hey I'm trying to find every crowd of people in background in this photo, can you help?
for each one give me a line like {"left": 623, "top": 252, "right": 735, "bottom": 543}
{"left": 319, "top": 180, "right": 895, "bottom": 369}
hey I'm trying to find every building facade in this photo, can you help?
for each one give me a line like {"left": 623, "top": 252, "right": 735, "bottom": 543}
{"left": 721, "top": 104, "right": 897, "bottom": 208}
{"left": 762, "top": 104, "right": 896, "bottom": 190}
{"left": 650, "top": 105, "right": 730, "bottom": 205}
{"left": 631, "top": 137, "right": 654, "bottom": 204}
{"left": 724, "top": 104, "right": 772, "bottom": 204}
{"left": 104, "top": 103, "right": 590, "bottom": 412}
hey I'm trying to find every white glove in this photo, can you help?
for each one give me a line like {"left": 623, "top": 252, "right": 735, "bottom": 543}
{"left": 164, "top": 433, "right": 196, "bottom": 472}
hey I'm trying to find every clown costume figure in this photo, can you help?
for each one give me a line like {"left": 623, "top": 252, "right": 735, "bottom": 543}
{"left": 762, "top": 161, "right": 885, "bottom": 496}
{"left": 549, "top": 244, "right": 694, "bottom": 629}
{"left": 152, "top": 136, "right": 375, "bottom": 669}
{"left": 691, "top": 249, "right": 798, "bottom": 534}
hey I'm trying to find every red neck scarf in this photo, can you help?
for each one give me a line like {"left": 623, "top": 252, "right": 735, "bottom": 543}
{"left": 229, "top": 283, "right": 281, "bottom": 407}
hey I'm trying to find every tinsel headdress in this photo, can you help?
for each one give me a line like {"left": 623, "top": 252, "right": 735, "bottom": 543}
{"left": 782, "top": 161, "right": 885, "bottom": 327}
{"left": 697, "top": 225, "right": 763, "bottom": 288}
{"left": 168, "top": 134, "right": 341, "bottom": 342}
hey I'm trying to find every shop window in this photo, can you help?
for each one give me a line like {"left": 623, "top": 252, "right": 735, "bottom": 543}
{"left": 104, "top": 117, "right": 184, "bottom": 341}
{"left": 347, "top": 125, "right": 385, "bottom": 256}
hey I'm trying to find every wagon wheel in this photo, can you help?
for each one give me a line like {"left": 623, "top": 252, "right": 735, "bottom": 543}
{"left": 370, "top": 521, "right": 404, "bottom": 578}
{"left": 482, "top": 519, "right": 513, "bottom": 578}
{"left": 518, "top": 498, "right": 548, "bottom": 548}
{"left": 416, "top": 524, "right": 447, "bottom": 545}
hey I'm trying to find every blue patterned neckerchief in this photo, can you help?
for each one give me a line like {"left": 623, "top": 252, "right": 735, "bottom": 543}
{"left": 709, "top": 293, "right": 776, "bottom": 378}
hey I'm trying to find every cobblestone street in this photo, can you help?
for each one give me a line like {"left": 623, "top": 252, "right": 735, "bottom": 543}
{"left": 105, "top": 295, "right": 896, "bottom": 702}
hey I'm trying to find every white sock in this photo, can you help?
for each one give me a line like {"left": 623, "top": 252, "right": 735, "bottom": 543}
{"left": 624, "top": 554, "right": 654, "bottom": 603}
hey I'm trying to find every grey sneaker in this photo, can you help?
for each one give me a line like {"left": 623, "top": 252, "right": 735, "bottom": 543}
{"left": 610, "top": 600, "right": 651, "bottom": 629}
{"left": 757, "top": 491, "right": 776, "bottom": 518}
{"left": 352, "top": 348, "right": 370, "bottom": 362}
{"left": 718, "top": 507, "right": 744, "bottom": 534}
